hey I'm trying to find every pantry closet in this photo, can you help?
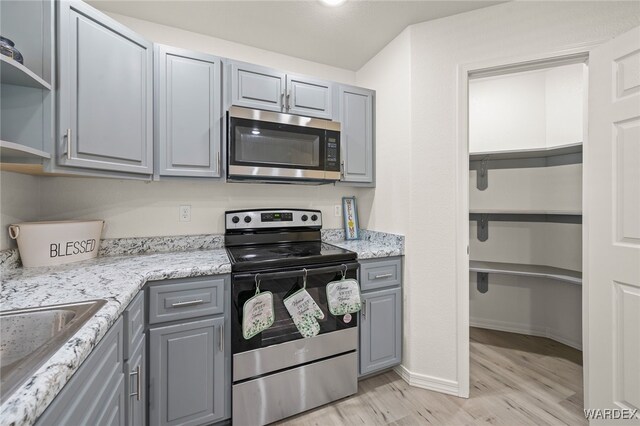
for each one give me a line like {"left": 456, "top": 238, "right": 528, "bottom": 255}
{"left": 468, "top": 61, "right": 585, "bottom": 350}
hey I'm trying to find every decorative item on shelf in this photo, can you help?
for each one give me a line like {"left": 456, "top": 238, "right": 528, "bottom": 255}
{"left": 0, "top": 36, "right": 24, "bottom": 64}
{"left": 342, "top": 196, "right": 360, "bottom": 240}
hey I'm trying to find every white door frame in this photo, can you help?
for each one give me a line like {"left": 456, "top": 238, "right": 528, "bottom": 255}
{"left": 455, "top": 40, "right": 605, "bottom": 399}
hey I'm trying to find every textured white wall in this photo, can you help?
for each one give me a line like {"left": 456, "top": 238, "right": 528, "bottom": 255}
{"left": 367, "top": 0, "right": 639, "bottom": 390}
{"left": 0, "top": 172, "right": 41, "bottom": 250}
{"left": 38, "top": 177, "right": 369, "bottom": 238}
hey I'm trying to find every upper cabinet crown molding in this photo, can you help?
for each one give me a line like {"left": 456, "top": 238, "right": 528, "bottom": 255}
{"left": 154, "top": 44, "right": 223, "bottom": 179}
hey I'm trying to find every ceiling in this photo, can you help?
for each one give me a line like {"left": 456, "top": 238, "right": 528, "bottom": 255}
{"left": 89, "top": 0, "right": 505, "bottom": 70}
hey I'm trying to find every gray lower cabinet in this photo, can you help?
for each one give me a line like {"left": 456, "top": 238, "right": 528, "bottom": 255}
{"left": 149, "top": 317, "right": 225, "bottom": 426}
{"left": 146, "top": 275, "right": 231, "bottom": 426}
{"left": 155, "top": 45, "right": 222, "bottom": 178}
{"left": 36, "top": 318, "right": 126, "bottom": 425}
{"left": 359, "top": 257, "right": 402, "bottom": 376}
{"left": 228, "top": 60, "right": 333, "bottom": 119}
{"left": 336, "top": 85, "right": 375, "bottom": 185}
{"left": 57, "top": 0, "right": 153, "bottom": 175}
{"left": 126, "top": 337, "right": 146, "bottom": 426}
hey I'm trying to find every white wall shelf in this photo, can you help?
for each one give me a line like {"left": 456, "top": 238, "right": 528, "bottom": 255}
{"left": 0, "top": 140, "right": 50, "bottom": 162}
{"left": 471, "top": 260, "right": 582, "bottom": 293}
{"left": 0, "top": 56, "right": 52, "bottom": 90}
{"left": 470, "top": 143, "right": 582, "bottom": 190}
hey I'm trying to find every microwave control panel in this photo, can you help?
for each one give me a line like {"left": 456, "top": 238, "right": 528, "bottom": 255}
{"left": 325, "top": 132, "right": 340, "bottom": 171}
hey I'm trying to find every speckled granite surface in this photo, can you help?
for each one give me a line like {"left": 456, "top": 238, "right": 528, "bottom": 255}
{"left": 323, "top": 229, "right": 404, "bottom": 259}
{"left": 0, "top": 229, "right": 403, "bottom": 425}
{"left": 98, "top": 234, "right": 225, "bottom": 257}
{"left": 0, "top": 249, "right": 231, "bottom": 426}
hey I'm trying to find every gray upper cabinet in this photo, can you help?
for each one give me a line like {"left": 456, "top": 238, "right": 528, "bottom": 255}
{"left": 229, "top": 61, "right": 333, "bottom": 119}
{"left": 57, "top": 0, "right": 153, "bottom": 175}
{"left": 336, "top": 85, "right": 375, "bottom": 184}
{"left": 230, "top": 61, "right": 286, "bottom": 112}
{"left": 286, "top": 74, "right": 333, "bottom": 119}
{"left": 155, "top": 45, "right": 222, "bottom": 178}
{"left": 149, "top": 317, "right": 225, "bottom": 426}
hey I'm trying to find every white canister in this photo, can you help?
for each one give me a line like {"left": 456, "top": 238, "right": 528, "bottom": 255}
{"left": 8, "top": 220, "right": 105, "bottom": 267}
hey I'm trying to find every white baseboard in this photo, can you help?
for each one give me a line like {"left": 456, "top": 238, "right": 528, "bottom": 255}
{"left": 470, "top": 317, "right": 582, "bottom": 350}
{"left": 394, "top": 365, "right": 460, "bottom": 397}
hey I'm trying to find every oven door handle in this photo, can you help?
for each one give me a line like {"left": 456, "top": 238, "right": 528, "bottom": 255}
{"left": 234, "top": 263, "right": 359, "bottom": 282}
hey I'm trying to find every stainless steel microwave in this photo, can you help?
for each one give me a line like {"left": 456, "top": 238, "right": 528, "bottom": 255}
{"left": 227, "top": 106, "right": 341, "bottom": 184}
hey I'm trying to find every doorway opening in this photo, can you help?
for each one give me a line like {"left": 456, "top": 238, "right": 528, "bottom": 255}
{"left": 465, "top": 57, "right": 588, "bottom": 422}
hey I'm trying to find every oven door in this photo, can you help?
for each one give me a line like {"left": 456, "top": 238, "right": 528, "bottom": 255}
{"left": 231, "top": 261, "right": 358, "bottom": 355}
{"left": 227, "top": 107, "right": 341, "bottom": 181}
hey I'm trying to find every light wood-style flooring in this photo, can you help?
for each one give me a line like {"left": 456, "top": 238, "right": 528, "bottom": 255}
{"left": 276, "top": 328, "right": 585, "bottom": 425}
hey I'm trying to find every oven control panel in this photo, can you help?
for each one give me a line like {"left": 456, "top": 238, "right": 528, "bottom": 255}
{"left": 226, "top": 209, "right": 322, "bottom": 230}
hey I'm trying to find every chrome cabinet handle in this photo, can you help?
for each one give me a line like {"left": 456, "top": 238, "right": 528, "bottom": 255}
{"left": 216, "top": 151, "right": 220, "bottom": 172}
{"left": 171, "top": 299, "right": 204, "bottom": 308}
{"left": 340, "top": 161, "right": 345, "bottom": 179}
{"left": 362, "top": 300, "right": 366, "bottom": 319}
{"left": 280, "top": 92, "right": 285, "bottom": 111}
{"left": 374, "top": 273, "right": 393, "bottom": 279}
{"left": 286, "top": 93, "right": 290, "bottom": 111}
{"left": 129, "top": 365, "right": 141, "bottom": 401}
{"left": 219, "top": 324, "right": 224, "bottom": 352}
{"left": 66, "top": 128, "right": 72, "bottom": 160}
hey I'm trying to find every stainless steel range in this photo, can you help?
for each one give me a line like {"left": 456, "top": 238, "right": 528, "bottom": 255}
{"left": 225, "top": 209, "right": 358, "bottom": 425}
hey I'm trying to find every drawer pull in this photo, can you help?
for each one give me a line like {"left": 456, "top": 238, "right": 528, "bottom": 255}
{"left": 171, "top": 299, "right": 204, "bottom": 308}
{"left": 374, "top": 273, "right": 393, "bottom": 279}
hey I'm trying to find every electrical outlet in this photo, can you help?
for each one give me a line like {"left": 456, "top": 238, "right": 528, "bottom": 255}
{"left": 334, "top": 205, "right": 342, "bottom": 217}
{"left": 179, "top": 205, "right": 191, "bottom": 222}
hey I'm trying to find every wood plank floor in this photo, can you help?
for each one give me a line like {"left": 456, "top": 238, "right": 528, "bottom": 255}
{"left": 275, "top": 328, "right": 585, "bottom": 425}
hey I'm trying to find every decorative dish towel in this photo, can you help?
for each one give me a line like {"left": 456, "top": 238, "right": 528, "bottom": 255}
{"left": 326, "top": 277, "right": 361, "bottom": 316}
{"left": 284, "top": 288, "right": 325, "bottom": 338}
{"left": 242, "top": 286, "right": 275, "bottom": 340}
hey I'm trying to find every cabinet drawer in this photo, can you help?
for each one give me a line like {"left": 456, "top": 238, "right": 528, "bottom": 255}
{"left": 148, "top": 277, "right": 225, "bottom": 324}
{"left": 360, "top": 257, "right": 402, "bottom": 291}
{"left": 124, "top": 291, "right": 144, "bottom": 359}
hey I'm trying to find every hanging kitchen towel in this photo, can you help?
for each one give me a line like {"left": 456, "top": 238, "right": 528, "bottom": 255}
{"left": 326, "top": 277, "right": 361, "bottom": 316}
{"left": 284, "top": 288, "right": 325, "bottom": 338}
{"left": 242, "top": 290, "right": 275, "bottom": 340}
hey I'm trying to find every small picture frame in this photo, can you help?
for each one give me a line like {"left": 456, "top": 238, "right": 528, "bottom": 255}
{"left": 342, "top": 196, "right": 360, "bottom": 240}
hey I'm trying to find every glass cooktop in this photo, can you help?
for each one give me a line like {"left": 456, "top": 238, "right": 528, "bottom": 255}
{"left": 226, "top": 242, "right": 357, "bottom": 272}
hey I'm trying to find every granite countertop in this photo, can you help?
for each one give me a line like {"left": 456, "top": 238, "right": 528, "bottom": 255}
{"left": 0, "top": 249, "right": 231, "bottom": 426}
{"left": 0, "top": 229, "right": 404, "bottom": 425}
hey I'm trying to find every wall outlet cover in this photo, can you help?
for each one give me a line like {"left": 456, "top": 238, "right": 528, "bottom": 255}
{"left": 179, "top": 205, "right": 191, "bottom": 222}
{"left": 334, "top": 205, "right": 342, "bottom": 217}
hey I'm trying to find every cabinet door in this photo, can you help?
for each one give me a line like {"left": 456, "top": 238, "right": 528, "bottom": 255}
{"left": 230, "top": 61, "right": 285, "bottom": 112}
{"left": 337, "top": 85, "right": 374, "bottom": 184}
{"left": 286, "top": 74, "right": 333, "bottom": 119}
{"left": 156, "top": 45, "right": 221, "bottom": 177}
{"left": 36, "top": 318, "right": 125, "bottom": 426}
{"left": 125, "top": 338, "right": 146, "bottom": 426}
{"left": 360, "top": 287, "right": 402, "bottom": 376}
{"left": 149, "top": 317, "right": 225, "bottom": 426}
{"left": 57, "top": 1, "right": 152, "bottom": 174}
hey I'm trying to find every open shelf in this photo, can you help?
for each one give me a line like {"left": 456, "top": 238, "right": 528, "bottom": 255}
{"left": 0, "top": 140, "right": 50, "bottom": 162}
{"left": 0, "top": 55, "right": 52, "bottom": 90}
{"left": 470, "top": 142, "right": 582, "bottom": 162}
{"left": 470, "top": 260, "right": 582, "bottom": 285}
{"left": 470, "top": 143, "right": 582, "bottom": 190}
